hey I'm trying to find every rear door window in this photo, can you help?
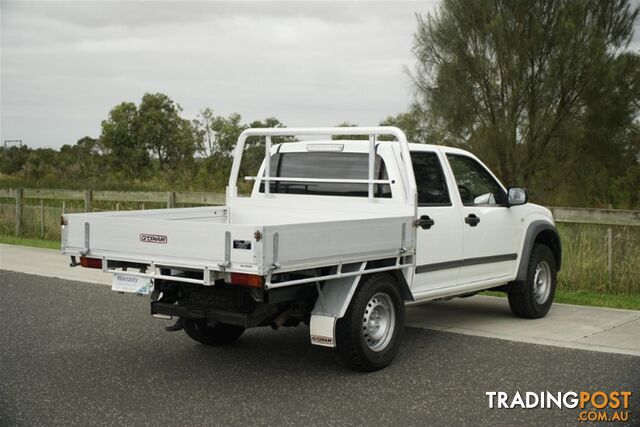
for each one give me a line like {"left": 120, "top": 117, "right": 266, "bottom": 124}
{"left": 411, "top": 151, "right": 451, "bottom": 206}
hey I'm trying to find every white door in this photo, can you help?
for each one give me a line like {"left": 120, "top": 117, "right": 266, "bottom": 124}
{"left": 411, "top": 149, "right": 464, "bottom": 296}
{"left": 444, "top": 153, "right": 522, "bottom": 284}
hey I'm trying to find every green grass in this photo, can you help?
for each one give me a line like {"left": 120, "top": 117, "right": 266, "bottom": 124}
{"left": 553, "top": 289, "right": 640, "bottom": 310}
{"left": 482, "top": 289, "right": 640, "bottom": 310}
{"left": 556, "top": 223, "right": 639, "bottom": 296}
{"left": 0, "top": 234, "right": 60, "bottom": 250}
{"left": 0, "top": 199, "right": 170, "bottom": 241}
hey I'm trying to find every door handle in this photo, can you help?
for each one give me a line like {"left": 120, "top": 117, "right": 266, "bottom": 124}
{"left": 465, "top": 214, "right": 480, "bottom": 227}
{"left": 416, "top": 215, "right": 435, "bottom": 230}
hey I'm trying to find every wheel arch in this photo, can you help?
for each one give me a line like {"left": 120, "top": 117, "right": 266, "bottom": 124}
{"left": 366, "top": 258, "right": 414, "bottom": 302}
{"left": 515, "top": 220, "right": 562, "bottom": 283}
{"left": 311, "top": 260, "right": 412, "bottom": 320}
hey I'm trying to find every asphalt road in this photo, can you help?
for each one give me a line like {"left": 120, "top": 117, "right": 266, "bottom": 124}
{"left": 1, "top": 270, "right": 638, "bottom": 427}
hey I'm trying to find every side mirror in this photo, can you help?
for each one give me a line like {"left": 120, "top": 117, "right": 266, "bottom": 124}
{"left": 507, "top": 187, "right": 528, "bottom": 206}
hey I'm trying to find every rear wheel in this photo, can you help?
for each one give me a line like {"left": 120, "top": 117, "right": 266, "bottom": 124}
{"left": 335, "top": 274, "right": 404, "bottom": 371}
{"left": 508, "top": 244, "right": 557, "bottom": 318}
{"left": 183, "top": 319, "right": 245, "bottom": 345}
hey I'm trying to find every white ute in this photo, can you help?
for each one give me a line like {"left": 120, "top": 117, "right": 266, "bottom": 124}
{"left": 62, "top": 127, "right": 561, "bottom": 371}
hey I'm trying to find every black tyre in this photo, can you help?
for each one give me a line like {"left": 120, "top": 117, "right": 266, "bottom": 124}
{"left": 335, "top": 274, "right": 404, "bottom": 372}
{"left": 508, "top": 244, "right": 557, "bottom": 318}
{"left": 183, "top": 319, "right": 245, "bottom": 346}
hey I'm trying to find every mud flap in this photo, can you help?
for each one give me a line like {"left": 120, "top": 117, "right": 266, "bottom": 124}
{"left": 309, "top": 315, "right": 336, "bottom": 347}
{"left": 309, "top": 262, "right": 365, "bottom": 347}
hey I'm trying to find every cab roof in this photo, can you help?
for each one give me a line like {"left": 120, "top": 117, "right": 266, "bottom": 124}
{"left": 272, "top": 139, "right": 474, "bottom": 158}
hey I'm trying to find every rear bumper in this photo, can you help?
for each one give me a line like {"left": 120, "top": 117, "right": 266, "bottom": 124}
{"left": 150, "top": 301, "right": 274, "bottom": 328}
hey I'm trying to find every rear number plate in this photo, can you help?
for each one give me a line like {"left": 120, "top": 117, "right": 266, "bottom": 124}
{"left": 112, "top": 273, "right": 152, "bottom": 295}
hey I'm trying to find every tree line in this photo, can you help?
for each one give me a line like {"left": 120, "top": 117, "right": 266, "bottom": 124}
{"left": 0, "top": 94, "right": 295, "bottom": 194}
{"left": 1, "top": 0, "right": 638, "bottom": 208}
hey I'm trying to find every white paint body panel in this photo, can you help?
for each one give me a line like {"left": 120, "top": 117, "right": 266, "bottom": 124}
{"left": 63, "top": 204, "right": 414, "bottom": 276}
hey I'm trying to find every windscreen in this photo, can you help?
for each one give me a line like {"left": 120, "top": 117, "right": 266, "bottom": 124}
{"left": 259, "top": 152, "right": 391, "bottom": 198}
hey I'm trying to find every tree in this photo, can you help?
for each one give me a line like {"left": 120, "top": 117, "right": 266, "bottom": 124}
{"left": 99, "top": 102, "right": 148, "bottom": 177}
{"left": 379, "top": 104, "right": 429, "bottom": 144}
{"left": 211, "top": 113, "right": 246, "bottom": 158}
{"left": 243, "top": 117, "right": 294, "bottom": 177}
{"left": 410, "top": 0, "right": 639, "bottom": 187}
{"left": 331, "top": 122, "right": 369, "bottom": 140}
{"left": 0, "top": 144, "right": 31, "bottom": 175}
{"left": 99, "top": 93, "right": 199, "bottom": 178}
{"left": 193, "top": 107, "right": 217, "bottom": 158}
{"left": 193, "top": 109, "right": 260, "bottom": 159}
{"left": 59, "top": 136, "right": 103, "bottom": 180}
{"left": 136, "top": 93, "right": 197, "bottom": 169}
{"left": 537, "top": 52, "right": 640, "bottom": 207}
{"left": 247, "top": 117, "right": 293, "bottom": 147}
{"left": 20, "top": 148, "right": 58, "bottom": 183}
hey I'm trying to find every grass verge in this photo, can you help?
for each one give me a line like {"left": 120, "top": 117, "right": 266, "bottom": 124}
{"left": 0, "top": 234, "right": 60, "bottom": 250}
{"left": 482, "top": 289, "right": 640, "bottom": 311}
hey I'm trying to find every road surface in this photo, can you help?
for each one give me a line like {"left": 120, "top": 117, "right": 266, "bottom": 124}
{"left": 1, "top": 270, "right": 638, "bottom": 426}
{"left": 2, "top": 243, "right": 639, "bottom": 356}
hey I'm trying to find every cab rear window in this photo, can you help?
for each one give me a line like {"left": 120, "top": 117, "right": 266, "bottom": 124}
{"left": 259, "top": 152, "right": 391, "bottom": 198}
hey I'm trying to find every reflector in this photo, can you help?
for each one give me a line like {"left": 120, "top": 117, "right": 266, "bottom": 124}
{"left": 230, "top": 273, "right": 263, "bottom": 288}
{"left": 80, "top": 256, "right": 102, "bottom": 269}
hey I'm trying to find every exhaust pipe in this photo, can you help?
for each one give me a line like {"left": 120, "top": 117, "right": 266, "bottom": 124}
{"left": 153, "top": 313, "right": 172, "bottom": 320}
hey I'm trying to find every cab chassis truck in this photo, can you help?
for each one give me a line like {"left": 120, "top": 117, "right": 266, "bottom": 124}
{"left": 62, "top": 127, "right": 561, "bottom": 371}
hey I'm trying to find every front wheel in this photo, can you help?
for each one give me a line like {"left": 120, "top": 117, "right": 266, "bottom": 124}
{"left": 183, "top": 319, "right": 245, "bottom": 345}
{"left": 508, "top": 244, "right": 557, "bottom": 318}
{"left": 335, "top": 274, "right": 404, "bottom": 371}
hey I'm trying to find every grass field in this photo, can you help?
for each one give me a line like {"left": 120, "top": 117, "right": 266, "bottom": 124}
{"left": 0, "top": 235, "right": 60, "bottom": 250}
{"left": 556, "top": 223, "right": 639, "bottom": 295}
{"left": 0, "top": 199, "right": 167, "bottom": 240}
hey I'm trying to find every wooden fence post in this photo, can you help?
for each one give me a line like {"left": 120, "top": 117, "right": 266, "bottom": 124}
{"left": 607, "top": 228, "right": 613, "bottom": 290}
{"left": 40, "top": 199, "right": 45, "bottom": 238}
{"left": 62, "top": 200, "right": 66, "bottom": 214}
{"left": 84, "top": 190, "right": 92, "bottom": 212}
{"left": 15, "top": 188, "right": 23, "bottom": 236}
{"left": 167, "top": 191, "right": 175, "bottom": 208}
{"left": 606, "top": 204, "right": 613, "bottom": 290}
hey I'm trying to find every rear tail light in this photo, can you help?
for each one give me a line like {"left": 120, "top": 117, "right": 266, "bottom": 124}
{"left": 80, "top": 256, "right": 102, "bottom": 269}
{"left": 230, "top": 273, "right": 263, "bottom": 288}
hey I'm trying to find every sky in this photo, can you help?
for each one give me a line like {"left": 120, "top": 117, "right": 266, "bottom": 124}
{"left": 0, "top": 1, "right": 440, "bottom": 149}
{"left": 2, "top": 1, "right": 639, "bottom": 150}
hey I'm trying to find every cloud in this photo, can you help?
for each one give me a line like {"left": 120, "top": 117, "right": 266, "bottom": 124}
{"left": 1, "top": 1, "right": 439, "bottom": 148}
